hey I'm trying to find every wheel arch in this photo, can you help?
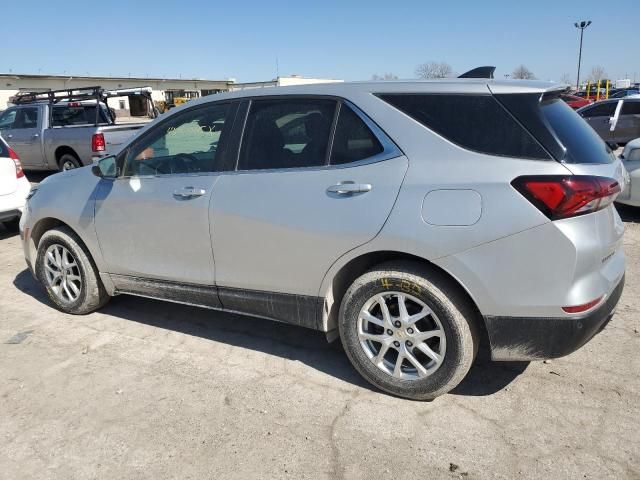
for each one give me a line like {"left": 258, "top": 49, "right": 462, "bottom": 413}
{"left": 320, "top": 250, "right": 484, "bottom": 336}
{"left": 54, "top": 146, "right": 81, "bottom": 166}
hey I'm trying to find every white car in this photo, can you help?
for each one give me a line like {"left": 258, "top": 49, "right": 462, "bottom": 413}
{"left": 617, "top": 138, "right": 640, "bottom": 207}
{"left": 0, "top": 135, "right": 31, "bottom": 229}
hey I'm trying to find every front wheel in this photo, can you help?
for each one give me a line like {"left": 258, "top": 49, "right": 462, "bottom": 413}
{"left": 35, "top": 227, "right": 110, "bottom": 314}
{"left": 339, "top": 262, "right": 479, "bottom": 400}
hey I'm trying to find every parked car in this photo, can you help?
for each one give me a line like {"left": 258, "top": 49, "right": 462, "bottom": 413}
{"left": 561, "top": 94, "right": 593, "bottom": 110}
{"left": 617, "top": 137, "right": 640, "bottom": 207}
{"left": 20, "top": 80, "right": 626, "bottom": 400}
{"left": 0, "top": 135, "right": 30, "bottom": 230}
{"left": 610, "top": 89, "right": 640, "bottom": 99}
{"left": 0, "top": 87, "right": 156, "bottom": 171}
{"left": 577, "top": 97, "right": 640, "bottom": 145}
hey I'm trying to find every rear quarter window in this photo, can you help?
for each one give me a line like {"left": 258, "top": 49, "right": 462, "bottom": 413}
{"left": 378, "top": 93, "right": 550, "bottom": 159}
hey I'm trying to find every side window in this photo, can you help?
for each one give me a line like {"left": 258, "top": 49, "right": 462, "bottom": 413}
{"left": 330, "top": 105, "right": 383, "bottom": 165}
{"left": 52, "top": 105, "right": 107, "bottom": 126}
{"left": 0, "top": 108, "right": 17, "bottom": 129}
{"left": 11, "top": 107, "right": 39, "bottom": 129}
{"left": 582, "top": 102, "right": 617, "bottom": 117}
{"left": 124, "top": 102, "right": 230, "bottom": 176}
{"left": 621, "top": 101, "right": 640, "bottom": 115}
{"left": 379, "top": 94, "right": 549, "bottom": 159}
{"left": 238, "top": 98, "right": 336, "bottom": 170}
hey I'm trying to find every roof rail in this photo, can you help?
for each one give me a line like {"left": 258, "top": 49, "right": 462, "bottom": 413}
{"left": 458, "top": 66, "right": 496, "bottom": 79}
{"left": 11, "top": 86, "right": 104, "bottom": 105}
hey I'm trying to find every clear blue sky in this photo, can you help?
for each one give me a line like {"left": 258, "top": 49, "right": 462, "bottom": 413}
{"left": 2, "top": 0, "right": 638, "bottom": 83}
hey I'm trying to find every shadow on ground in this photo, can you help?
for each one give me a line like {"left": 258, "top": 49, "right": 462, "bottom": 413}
{"left": 616, "top": 204, "right": 640, "bottom": 224}
{"left": 0, "top": 224, "right": 19, "bottom": 241}
{"left": 13, "top": 269, "right": 527, "bottom": 398}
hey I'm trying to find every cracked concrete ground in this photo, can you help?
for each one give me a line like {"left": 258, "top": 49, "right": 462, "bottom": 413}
{"left": 0, "top": 196, "right": 639, "bottom": 479}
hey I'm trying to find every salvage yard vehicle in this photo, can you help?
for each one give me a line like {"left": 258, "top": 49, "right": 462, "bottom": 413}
{"left": 617, "top": 137, "right": 640, "bottom": 207}
{"left": 20, "top": 79, "right": 626, "bottom": 400}
{"left": 0, "top": 87, "right": 157, "bottom": 171}
{"left": 0, "top": 135, "right": 30, "bottom": 230}
{"left": 577, "top": 97, "right": 640, "bottom": 145}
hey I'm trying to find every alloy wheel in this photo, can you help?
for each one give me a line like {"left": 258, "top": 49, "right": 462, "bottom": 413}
{"left": 43, "top": 244, "right": 82, "bottom": 303}
{"left": 357, "top": 292, "right": 446, "bottom": 380}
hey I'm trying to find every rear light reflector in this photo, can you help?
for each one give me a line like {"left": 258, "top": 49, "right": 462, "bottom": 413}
{"left": 511, "top": 175, "right": 620, "bottom": 220}
{"left": 92, "top": 133, "right": 105, "bottom": 152}
{"left": 8, "top": 148, "right": 24, "bottom": 178}
{"left": 562, "top": 296, "right": 603, "bottom": 314}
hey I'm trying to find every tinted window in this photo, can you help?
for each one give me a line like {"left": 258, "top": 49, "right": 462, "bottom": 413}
{"left": 52, "top": 105, "right": 110, "bottom": 126}
{"left": 330, "top": 105, "right": 383, "bottom": 165}
{"left": 580, "top": 102, "right": 617, "bottom": 117}
{"left": 622, "top": 100, "right": 640, "bottom": 115}
{"left": 542, "top": 97, "right": 613, "bottom": 164}
{"left": 125, "top": 103, "right": 230, "bottom": 176}
{"left": 379, "top": 94, "right": 549, "bottom": 159}
{"left": 238, "top": 98, "right": 336, "bottom": 170}
{"left": 0, "top": 137, "right": 8, "bottom": 157}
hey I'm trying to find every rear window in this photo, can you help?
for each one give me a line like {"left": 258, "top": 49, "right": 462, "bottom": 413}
{"left": 52, "top": 105, "right": 110, "bottom": 126}
{"left": 541, "top": 97, "right": 614, "bottom": 164}
{"left": 379, "top": 94, "right": 549, "bottom": 159}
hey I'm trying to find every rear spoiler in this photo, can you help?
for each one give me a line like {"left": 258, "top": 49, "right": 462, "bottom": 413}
{"left": 458, "top": 66, "right": 496, "bottom": 79}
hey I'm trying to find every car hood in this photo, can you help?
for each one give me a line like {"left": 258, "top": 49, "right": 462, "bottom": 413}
{"left": 38, "top": 165, "right": 95, "bottom": 188}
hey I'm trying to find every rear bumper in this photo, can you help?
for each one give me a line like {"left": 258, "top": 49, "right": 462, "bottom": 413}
{"left": 0, "top": 209, "right": 21, "bottom": 223}
{"left": 485, "top": 274, "right": 625, "bottom": 361}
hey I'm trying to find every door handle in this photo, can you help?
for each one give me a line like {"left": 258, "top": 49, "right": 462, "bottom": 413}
{"left": 6, "top": 134, "right": 12, "bottom": 139}
{"left": 32, "top": 133, "right": 39, "bottom": 138}
{"left": 326, "top": 182, "right": 372, "bottom": 195}
{"left": 173, "top": 186, "right": 206, "bottom": 198}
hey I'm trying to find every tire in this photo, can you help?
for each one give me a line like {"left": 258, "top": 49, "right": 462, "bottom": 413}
{"left": 339, "top": 261, "right": 479, "bottom": 400}
{"left": 2, "top": 217, "right": 20, "bottom": 231}
{"left": 58, "top": 153, "right": 82, "bottom": 171}
{"left": 35, "top": 226, "right": 109, "bottom": 314}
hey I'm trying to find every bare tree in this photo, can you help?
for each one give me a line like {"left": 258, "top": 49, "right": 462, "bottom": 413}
{"left": 371, "top": 73, "right": 399, "bottom": 81}
{"left": 587, "top": 65, "right": 607, "bottom": 83}
{"left": 415, "top": 61, "right": 453, "bottom": 79}
{"left": 559, "top": 73, "right": 573, "bottom": 85}
{"left": 512, "top": 65, "right": 536, "bottom": 80}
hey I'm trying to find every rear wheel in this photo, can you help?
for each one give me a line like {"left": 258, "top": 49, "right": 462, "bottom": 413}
{"left": 339, "top": 262, "right": 479, "bottom": 400}
{"left": 35, "top": 227, "right": 109, "bottom": 314}
{"left": 58, "top": 153, "right": 81, "bottom": 171}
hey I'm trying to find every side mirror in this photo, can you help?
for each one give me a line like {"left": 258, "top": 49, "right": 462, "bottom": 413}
{"left": 606, "top": 141, "right": 619, "bottom": 151}
{"left": 92, "top": 155, "right": 118, "bottom": 178}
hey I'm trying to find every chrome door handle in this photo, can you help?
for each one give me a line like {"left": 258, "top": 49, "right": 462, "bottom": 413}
{"left": 32, "top": 133, "right": 39, "bottom": 138}
{"left": 327, "top": 182, "right": 372, "bottom": 195}
{"left": 173, "top": 186, "right": 206, "bottom": 198}
{"left": 6, "top": 134, "right": 12, "bottom": 139}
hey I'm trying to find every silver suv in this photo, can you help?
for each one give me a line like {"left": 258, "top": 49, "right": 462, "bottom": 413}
{"left": 20, "top": 80, "right": 627, "bottom": 400}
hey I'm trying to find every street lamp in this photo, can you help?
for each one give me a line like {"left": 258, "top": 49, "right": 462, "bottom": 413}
{"left": 574, "top": 20, "right": 592, "bottom": 90}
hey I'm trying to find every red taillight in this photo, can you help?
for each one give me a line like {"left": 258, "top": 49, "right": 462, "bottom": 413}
{"left": 91, "top": 133, "right": 105, "bottom": 152}
{"left": 511, "top": 175, "right": 620, "bottom": 220}
{"left": 562, "top": 296, "right": 603, "bottom": 314}
{"left": 8, "top": 148, "right": 24, "bottom": 178}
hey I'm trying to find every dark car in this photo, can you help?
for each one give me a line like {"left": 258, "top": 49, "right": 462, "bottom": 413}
{"left": 577, "top": 97, "right": 640, "bottom": 144}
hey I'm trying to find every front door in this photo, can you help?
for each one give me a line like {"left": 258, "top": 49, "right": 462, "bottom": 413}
{"left": 211, "top": 98, "right": 408, "bottom": 304}
{"left": 614, "top": 100, "right": 640, "bottom": 144}
{"left": 0, "top": 106, "right": 44, "bottom": 168}
{"left": 94, "top": 101, "right": 234, "bottom": 286}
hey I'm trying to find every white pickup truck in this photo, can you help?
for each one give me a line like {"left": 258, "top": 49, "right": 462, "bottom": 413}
{"left": 0, "top": 87, "right": 157, "bottom": 171}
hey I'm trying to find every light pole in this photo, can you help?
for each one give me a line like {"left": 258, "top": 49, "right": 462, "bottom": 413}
{"left": 574, "top": 20, "right": 592, "bottom": 90}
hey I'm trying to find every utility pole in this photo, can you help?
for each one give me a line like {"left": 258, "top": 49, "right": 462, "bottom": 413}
{"left": 574, "top": 20, "right": 592, "bottom": 90}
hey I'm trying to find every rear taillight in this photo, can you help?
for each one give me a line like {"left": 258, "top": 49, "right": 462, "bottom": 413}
{"left": 8, "top": 148, "right": 24, "bottom": 179}
{"left": 511, "top": 175, "right": 620, "bottom": 220}
{"left": 562, "top": 296, "right": 603, "bottom": 314}
{"left": 92, "top": 133, "right": 105, "bottom": 152}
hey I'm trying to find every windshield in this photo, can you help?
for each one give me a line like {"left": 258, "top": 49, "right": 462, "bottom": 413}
{"left": 541, "top": 97, "right": 614, "bottom": 164}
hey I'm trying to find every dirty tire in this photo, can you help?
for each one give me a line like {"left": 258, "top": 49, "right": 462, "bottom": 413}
{"left": 339, "top": 261, "right": 479, "bottom": 400}
{"left": 58, "top": 153, "right": 82, "bottom": 171}
{"left": 35, "top": 227, "right": 109, "bottom": 314}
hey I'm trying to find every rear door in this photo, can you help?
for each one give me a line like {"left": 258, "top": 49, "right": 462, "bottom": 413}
{"left": 210, "top": 97, "right": 407, "bottom": 305}
{"left": 0, "top": 106, "right": 44, "bottom": 168}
